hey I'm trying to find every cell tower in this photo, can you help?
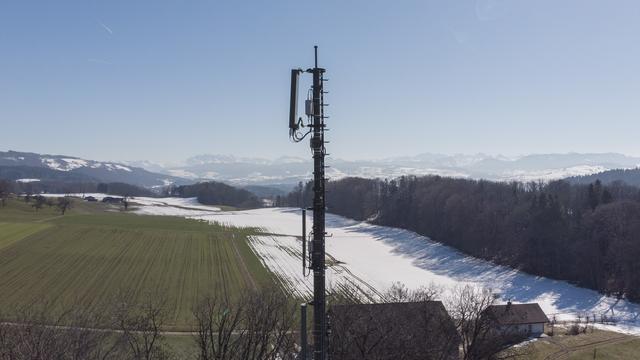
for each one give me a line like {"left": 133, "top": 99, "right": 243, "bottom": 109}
{"left": 289, "top": 46, "right": 328, "bottom": 360}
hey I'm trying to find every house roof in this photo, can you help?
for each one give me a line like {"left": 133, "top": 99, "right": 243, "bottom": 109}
{"left": 486, "top": 303, "right": 550, "bottom": 325}
{"left": 330, "top": 301, "right": 459, "bottom": 339}
{"left": 329, "top": 301, "right": 460, "bottom": 359}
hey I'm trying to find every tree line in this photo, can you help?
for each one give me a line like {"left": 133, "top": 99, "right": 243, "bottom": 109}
{"left": 1, "top": 177, "right": 264, "bottom": 209}
{"left": 568, "top": 167, "right": 640, "bottom": 187}
{"left": 277, "top": 176, "right": 640, "bottom": 302}
{"left": 169, "top": 182, "right": 261, "bottom": 209}
{"left": 0, "top": 282, "right": 529, "bottom": 360}
{"left": 0, "top": 286, "right": 297, "bottom": 360}
{"left": 0, "top": 180, "right": 155, "bottom": 198}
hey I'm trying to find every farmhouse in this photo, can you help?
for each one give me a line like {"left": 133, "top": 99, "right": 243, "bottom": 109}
{"left": 485, "top": 302, "right": 549, "bottom": 337}
{"left": 329, "top": 301, "right": 460, "bottom": 360}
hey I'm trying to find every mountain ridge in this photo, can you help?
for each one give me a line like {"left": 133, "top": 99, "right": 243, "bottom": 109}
{"left": 0, "top": 150, "right": 190, "bottom": 188}
{"left": 127, "top": 152, "right": 640, "bottom": 186}
{"left": 5, "top": 150, "right": 640, "bottom": 189}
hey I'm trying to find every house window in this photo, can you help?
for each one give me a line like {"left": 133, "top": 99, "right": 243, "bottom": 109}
{"left": 528, "top": 324, "right": 532, "bottom": 333}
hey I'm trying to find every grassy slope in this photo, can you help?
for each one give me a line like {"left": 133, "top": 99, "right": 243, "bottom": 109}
{"left": 524, "top": 327, "right": 640, "bottom": 360}
{"left": 568, "top": 338, "right": 640, "bottom": 359}
{"left": 0, "top": 197, "right": 273, "bottom": 329}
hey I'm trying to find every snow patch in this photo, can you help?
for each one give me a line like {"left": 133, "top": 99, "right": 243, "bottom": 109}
{"left": 497, "top": 165, "right": 609, "bottom": 182}
{"left": 197, "top": 208, "right": 640, "bottom": 334}
{"left": 16, "top": 178, "right": 40, "bottom": 183}
{"left": 35, "top": 194, "right": 640, "bottom": 335}
{"left": 112, "top": 164, "right": 132, "bottom": 172}
{"left": 139, "top": 203, "right": 640, "bottom": 334}
{"left": 41, "top": 193, "right": 221, "bottom": 212}
{"left": 41, "top": 158, "right": 65, "bottom": 171}
{"left": 38, "top": 157, "right": 132, "bottom": 173}
{"left": 41, "top": 158, "right": 88, "bottom": 171}
{"left": 61, "top": 158, "right": 88, "bottom": 169}
{"left": 246, "top": 235, "right": 380, "bottom": 298}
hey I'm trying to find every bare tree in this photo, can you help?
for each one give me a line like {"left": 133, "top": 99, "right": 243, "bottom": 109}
{"left": 0, "top": 180, "right": 10, "bottom": 207}
{"left": 113, "top": 293, "right": 171, "bottom": 360}
{"left": 57, "top": 197, "right": 73, "bottom": 215}
{"left": 193, "top": 286, "right": 296, "bottom": 360}
{"left": 446, "top": 285, "right": 530, "bottom": 360}
{"left": 32, "top": 195, "right": 46, "bottom": 212}
{"left": 235, "top": 287, "right": 296, "bottom": 360}
{"left": 60, "top": 308, "right": 122, "bottom": 360}
{"left": 193, "top": 293, "right": 245, "bottom": 360}
{"left": 329, "top": 282, "right": 458, "bottom": 360}
{"left": 383, "top": 281, "right": 441, "bottom": 303}
{"left": 0, "top": 302, "right": 122, "bottom": 360}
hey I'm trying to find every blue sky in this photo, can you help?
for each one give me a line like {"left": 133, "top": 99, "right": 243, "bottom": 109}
{"left": 1, "top": 0, "right": 640, "bottom": 162}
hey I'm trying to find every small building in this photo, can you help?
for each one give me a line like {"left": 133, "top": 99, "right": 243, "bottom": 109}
{"left": 329, "top": 301, "right": 460, "bottom": 360}
{"left": 485, "top": 302, "right": 549, "bottom": 338}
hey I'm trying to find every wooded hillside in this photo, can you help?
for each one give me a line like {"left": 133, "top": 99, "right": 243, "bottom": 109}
{"left": 568, "top": 168, "right": 640, "bottom": 187}
{"left": 278, "top": 176, "right": 640, "bottom": 302}
{"left": 171, "top": 181, "right": 261, "bottom": 208}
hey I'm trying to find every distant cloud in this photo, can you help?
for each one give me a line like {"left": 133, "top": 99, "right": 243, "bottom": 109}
{"left": 99, "top": 22, "right": 113, "bottom": 35}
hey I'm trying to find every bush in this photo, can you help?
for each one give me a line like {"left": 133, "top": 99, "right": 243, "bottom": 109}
{"left": 566, "top": 324, "right": 580, "bottom": 336}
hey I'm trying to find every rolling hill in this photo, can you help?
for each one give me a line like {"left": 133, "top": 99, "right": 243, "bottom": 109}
{"left": 133, "top": 152, "right": 640, "bottom": 187}
{"left": 0, "top": 150, "right": 190, "bottom": 188}
{"left": 566, "top": 167, "right": 640, "bottom": 187}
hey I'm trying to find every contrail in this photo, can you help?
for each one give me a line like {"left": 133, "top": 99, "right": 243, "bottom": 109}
{"left": 99, "top": 22, "right": 113, "bottom": 35}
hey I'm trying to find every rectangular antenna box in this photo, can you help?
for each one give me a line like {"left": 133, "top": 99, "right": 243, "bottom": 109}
{"left": 305, "top": 100, "right": 314, "bottom": 116}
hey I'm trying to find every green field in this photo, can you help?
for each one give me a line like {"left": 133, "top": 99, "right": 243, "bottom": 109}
{"left": 522, "top": 326, "right": 640, "bottom": 360}
{"left": 0, "top": 197, "right": 273, "bottom": 329}
{"left": 0, "top": 222, "right": 52, "bottom": 250}
{"left": 568, "top": 338, "right": 640, "bottom": 359}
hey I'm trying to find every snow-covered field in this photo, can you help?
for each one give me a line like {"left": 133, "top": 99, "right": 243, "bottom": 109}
{"left": 43, "top": 193, "right": 640, "bottom": 334}
{"left": 44, "top": 193, "right": 221, "bottom": 213}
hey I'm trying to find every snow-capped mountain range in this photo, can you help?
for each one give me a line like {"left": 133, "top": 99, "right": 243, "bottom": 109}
{"left": 4, "top": 150, "right": 640, "bottom": 190}
{"left": 0, "top": 150, "right": 188, "bottom": 187}
{"left": 130, "top": 152, "right": 640, "bottom": 187}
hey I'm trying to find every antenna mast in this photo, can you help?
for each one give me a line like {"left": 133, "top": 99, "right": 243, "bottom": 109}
{"left": 288, "top": 46, "right": 328, "bottom": 360}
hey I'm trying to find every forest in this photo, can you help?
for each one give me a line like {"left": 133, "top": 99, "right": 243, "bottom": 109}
{"left": 171, "top": 181, "right": 262, "bottom": 208}
{"left": 277, "top": 176, "right": 640, "bottom": 302}
{"left": 568, "top": 168, "right": 640, "bottom": 187}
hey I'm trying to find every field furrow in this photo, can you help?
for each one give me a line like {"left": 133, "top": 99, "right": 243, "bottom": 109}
{"left": 0, "top": 201, "right": 271, "bottom": 329}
